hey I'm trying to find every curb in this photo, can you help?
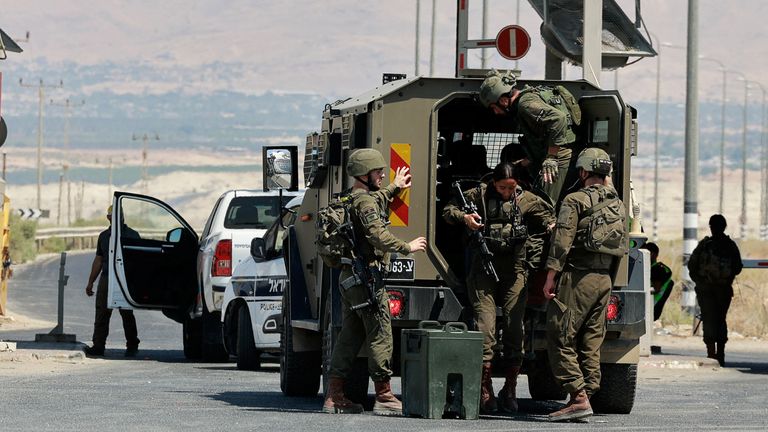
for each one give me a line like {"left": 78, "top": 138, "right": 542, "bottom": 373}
{"left": 639, "top": 355, "right": 720, "bottom": 369}
{"left": 0, "top": 341, "right": 86, "bottom": 362}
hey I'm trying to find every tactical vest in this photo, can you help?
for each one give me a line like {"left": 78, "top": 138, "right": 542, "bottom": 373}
{"left": 350, "top": 190, "right": 392, "bottom": 266}
{"left": 516, "top": 85, "right": 582, "bottom": 162}
{"left": 480, "top": 185, "right": 528, "bottom": 254}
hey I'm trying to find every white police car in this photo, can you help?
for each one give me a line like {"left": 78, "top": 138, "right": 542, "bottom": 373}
{"left": 220, "top": 194, "right": 302, "bottom": 370}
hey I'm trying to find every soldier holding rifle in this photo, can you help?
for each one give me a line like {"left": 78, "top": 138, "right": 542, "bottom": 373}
{"left": 444, "top": 162, "right": 554, "bottom": 413}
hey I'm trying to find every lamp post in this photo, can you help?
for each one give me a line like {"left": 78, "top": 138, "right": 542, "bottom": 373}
{"left": 651, "top": 33, "right": 662, "bottom": 241}
{"left": 733, "top": 72, "right": 749, "bottom": 240}
{"left": 746, "top": 81, "right": 767, "bottom": 239}
{"left": 698, "top": 57, "right": 727, "bottom": 214}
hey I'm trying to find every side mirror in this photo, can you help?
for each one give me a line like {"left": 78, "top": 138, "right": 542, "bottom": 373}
{"left": 262, "top": 146, "right": 299, "bottom": 191}
{"left": 166, "top": 227, "right": 183, "bottom": 243}
{"left": 251, "top": 237, "right": 268, "bottom": 261}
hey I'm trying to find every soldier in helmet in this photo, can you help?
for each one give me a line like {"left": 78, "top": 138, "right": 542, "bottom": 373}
{"left": 443, "top": 162, "right": 555, "bottom": 414}
{"left": 323, "top": 148, "right": 427, "bottom": 416}
{"left": 542, "top": 147, "right": 627, "bottom": 422}
{"left": 479, "top": 70, "right": 581, "bottom": 206}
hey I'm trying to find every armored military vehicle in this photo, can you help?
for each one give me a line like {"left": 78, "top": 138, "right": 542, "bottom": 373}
{"left": 277, "top": 74, "right": 648, "bottom": 414}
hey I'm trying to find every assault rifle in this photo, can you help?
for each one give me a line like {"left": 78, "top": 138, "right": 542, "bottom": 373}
{"left": 452, "top": 181, "right": 499, "bottom": 283}
{"left": 335, "top": 199, "right": 384, "bottom": 311}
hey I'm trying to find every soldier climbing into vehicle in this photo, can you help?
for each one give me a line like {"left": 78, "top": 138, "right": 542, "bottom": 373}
{"left": 479, "top": 69, "right": 582, "bottom": 207}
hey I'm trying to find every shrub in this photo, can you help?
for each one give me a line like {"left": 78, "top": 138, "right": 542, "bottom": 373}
{"left": 9, "top": 214, "right": 37, "bottom": 264}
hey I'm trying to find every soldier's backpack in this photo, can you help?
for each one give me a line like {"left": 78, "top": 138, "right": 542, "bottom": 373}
{"left": 576, "top": 188, "right": 628, "bottom": 257}
{"left": 316, "top": 194, "right": 354, "bottom": 269}
{"left": 697, "top": 238, "right": 734, "bottom": 284}
{"left": 534, "top": 85, "right": 582, "bottom": 127}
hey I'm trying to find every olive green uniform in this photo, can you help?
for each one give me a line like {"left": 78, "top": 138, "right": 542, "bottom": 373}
{"left": 687, "top": 235, "right": 742, "bottom": 345}
{"left": 329, "top": 183, "right": 411, "bottom": 383}
{"left": 514, "top": 85, "right": 578, "bottom": 205}
{"left": 545, "top": 184, "right": 624, "bottom": 395}
{"left": 443, "top": 183, "right": 554, "bottom": 365}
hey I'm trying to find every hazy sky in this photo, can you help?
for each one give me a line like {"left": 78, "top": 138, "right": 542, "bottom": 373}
{"left": 2, "top": 0, "right": 767, "bottom": 103}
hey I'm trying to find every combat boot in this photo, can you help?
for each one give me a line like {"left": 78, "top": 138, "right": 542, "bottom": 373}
{"left": 373, "top": 379, "right": 402, "bottom": 416}
{"left": 497, "top": 365, "right": 520, "bottom": 412}
{"left": 548, "top": 389, "right": 592, "bottom": 422}
{"left": 480, "top": 361, "right": 498, "bottom": 414}
{"left": 706, "top": 342, "right": 717, "bottom": 360}
{"left": 716, "top": 342, "right": 726, "bottom": 367}
{"left": 322, "top": 377, "right": 364, "bottom": 414}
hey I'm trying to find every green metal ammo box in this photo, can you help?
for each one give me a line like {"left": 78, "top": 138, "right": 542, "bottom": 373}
{"left": 401, "top": 321, "right": 483, "bottom": 419}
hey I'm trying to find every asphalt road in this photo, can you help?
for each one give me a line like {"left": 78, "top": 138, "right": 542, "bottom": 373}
{"left": 1, "top": 253, "right": 768, "bottom": 431}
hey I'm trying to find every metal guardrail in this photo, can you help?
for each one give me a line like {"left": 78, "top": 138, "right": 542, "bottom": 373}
{"left": 742, "top": 259, "right": 768, "bottom": 269}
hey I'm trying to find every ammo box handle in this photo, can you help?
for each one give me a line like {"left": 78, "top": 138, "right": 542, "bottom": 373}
{"left": 418, "top": 320, "right": 442, "bottom": 330}
{"left": 444, "top": 322, "right": 468, "bottom": 333}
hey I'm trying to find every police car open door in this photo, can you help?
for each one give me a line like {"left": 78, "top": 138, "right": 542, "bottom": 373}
{"left": 108, "top": 192, "right": 199, "bottom": 317}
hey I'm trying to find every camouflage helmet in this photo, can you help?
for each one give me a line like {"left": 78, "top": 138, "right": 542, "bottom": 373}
{"left": 576, "top": 147, "right": 613, "bottom": 175}
{"left": 478, "top": 69, "right": 517, "bottom": 107}
{"left": 347, "top": 148, "right": 386, "bottom": 176}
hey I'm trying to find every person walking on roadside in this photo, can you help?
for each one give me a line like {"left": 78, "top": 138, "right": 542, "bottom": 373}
{"left": 687, "top": 214, "right": 742, "bottom": 367}
{"left": 542, "top": 148, "right": 627, "bottom": 422}
{"left": 323, "top": 149, "right": 427, "bottom": 416}
{"left": 84, "top": 205, "right": 140, "bottom": 357}
{"left": 443, "top": 162, "right": 554, "bottom": 413}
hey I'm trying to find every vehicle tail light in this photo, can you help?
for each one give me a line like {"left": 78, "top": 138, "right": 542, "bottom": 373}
{"left": 606, "top": 294, "right": 622, "bottom": 322}
{"left": 212, "top": 239, "right": 232, "bottom": 277}
{"left": 387, "top": 290, "right": 405, "bottom": 319}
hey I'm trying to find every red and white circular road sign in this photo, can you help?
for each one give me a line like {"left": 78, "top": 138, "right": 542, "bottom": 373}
{"left": 495, "top": 25, "right": 531, "bottom": 61}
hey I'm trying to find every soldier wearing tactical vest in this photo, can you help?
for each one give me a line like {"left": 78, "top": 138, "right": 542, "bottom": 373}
{"left": 443, "top": 162, "right": 555, "bottom": 414}
{"left": 323, "top": 148, "right": 427, "bottom": 416}
{"left": 542, "top": 147, "right": 626, "bottom": 422}
{"left": 479, "top": 70, "right": 581, "bottom": 207}
{"left": 687, "top": 214, "right": 742, "bottom": 367}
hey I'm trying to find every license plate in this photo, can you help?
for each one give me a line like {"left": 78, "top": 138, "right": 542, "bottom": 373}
{"left": 385, "top": 258, "right": 414, "bottom": 281}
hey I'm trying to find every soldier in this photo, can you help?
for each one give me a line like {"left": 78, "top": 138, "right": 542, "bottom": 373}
{"left": 84, "top": 205, "right": 141, "bottom": 357}
{"left": 323, "top": 148, "right": 427, "bottom": 416}
{"left": 479, "top": 70, "right": 581, "bottom": 206}
{"left": 443, "top": 162, "right": 555, "bottom": 413}
{"left": 542, "top": 148, "right": 626, "bottom": 422}
{"left": 687, "top": 214, "right": 742, "bottom": 367}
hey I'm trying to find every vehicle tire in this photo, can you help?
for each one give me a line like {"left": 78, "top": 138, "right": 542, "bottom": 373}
{"left": 527, "top": 351, "right": 567, "bottom": 401}
{"left": 280, "top": 293, "right": 321, "bottom": 396}
{"left": 202, "top": 304, "right": 229, "bottom": 362}
{"left": 236, "top": 307, "right": 261, "bottom": 371}
{"left": 183, "top": 317, "right": 203, "bottom": 360}
{"left": 590, "top": 363, "right": 637, "bottom": 414}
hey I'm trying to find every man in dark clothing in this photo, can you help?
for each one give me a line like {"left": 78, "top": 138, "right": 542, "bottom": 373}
{"left": 687, "top": 214, "right": 742, "bottom": 367}
{"left": 641, "top": 242, "right": 674, "bottom": 321}
{"left": 84, "top": 205, "right": 140, "bottom": 357}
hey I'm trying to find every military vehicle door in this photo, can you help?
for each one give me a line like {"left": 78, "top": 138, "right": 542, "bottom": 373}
{"left": 108, "top": 192, "right": 199, "bottom": 312}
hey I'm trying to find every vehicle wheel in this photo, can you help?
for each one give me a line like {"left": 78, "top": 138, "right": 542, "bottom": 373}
{"left": 202, "top": 304, "right": 229, "bottom": 362}
{"left": 590, "top": 363, "right": 637, "bottom": 414}
{"left": 280, "top": 293, "right": 321, "bottom": 396}
{"left": 527, "top": 351, "right": 567, "bottom": 401}
{"left": 236, "top": 307, "right": 261, "bottom": 371}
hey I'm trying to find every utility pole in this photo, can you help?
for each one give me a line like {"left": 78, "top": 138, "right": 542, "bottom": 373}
{"left": 680, "top": 0, "right": 699, "bottom": 314}
{"left": 481, "top": 0, "right": 488, "bottom": 69}
{"left": 57, "top": 171, "right": 63, "bottom": 226}
{"left": 108, "top": 157, "right": 113, "bottom": 204}
{"left": 19, "top": 78, "right": 63, "bottom": 209}
{"left": 50, "top": 98, "right": 84, "bottom": 226}
{"left": 66, "top": 166, "right": 71, "bottom": 225}
{"left": 415, "top": 0, "right": 421, "bottom": 76}
{"left": 132, "top": 133, "right": 159, "bottom": 196}
{"left": 430, "top": 0, "right": 437, "bottom": 76}
{"left": 651, "top": 33, "right": 661, "bottom": 242}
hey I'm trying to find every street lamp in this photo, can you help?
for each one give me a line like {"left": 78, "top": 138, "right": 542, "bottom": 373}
{"left": 733, "top": 73, "right": 749, "bottom": 240}
{"left": 746, "top": 81, "right": 767, "bottom": 240}
{"left": 650, "top": 33, "right": 662, "bottom": 241}
{"left": 698, "top": 57, "right": 727, "bottom": 214}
